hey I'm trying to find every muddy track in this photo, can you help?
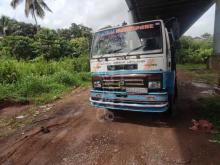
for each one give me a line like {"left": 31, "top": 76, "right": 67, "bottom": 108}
{"left": 0, "top": 71, "right": 220, "bottom": 165}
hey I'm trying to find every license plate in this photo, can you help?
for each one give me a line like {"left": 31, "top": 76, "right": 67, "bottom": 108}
{"left": 126, "top": 87, "right": 148, "bottom": 93}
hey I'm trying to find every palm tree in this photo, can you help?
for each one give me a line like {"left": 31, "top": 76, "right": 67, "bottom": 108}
{"left": 11, "top": 0, "right": 52, "bottom": 25}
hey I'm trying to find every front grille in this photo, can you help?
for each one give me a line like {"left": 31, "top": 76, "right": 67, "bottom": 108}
{"left": 93, "top": 73, "right": 163, "bottom": 92}
{"left": 102, "top": 75, "right": 147, "bottom": 90}
{"left": 103, "top": 79, "right": 144, "bottom": 88}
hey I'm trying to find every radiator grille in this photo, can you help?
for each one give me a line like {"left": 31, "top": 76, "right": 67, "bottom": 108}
{"left": 102, "top": 75, "right": 146, "bottom": 90}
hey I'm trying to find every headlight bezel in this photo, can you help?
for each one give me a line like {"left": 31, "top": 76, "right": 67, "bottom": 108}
{"left": 93, "top": 80, "right": 102, "bottom": 88}
{"left": 92, "top": 76, "right": 102, "bottom": 89}
{"left": 147, "top": 74, "right": 163, "bottom": 91}
{"left": 148, "top": 81, "right": 161, "bottom": 89}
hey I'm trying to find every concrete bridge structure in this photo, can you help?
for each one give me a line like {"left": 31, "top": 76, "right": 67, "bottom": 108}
{"left": 125, "top": 0, "right": 220, "bottom": 70}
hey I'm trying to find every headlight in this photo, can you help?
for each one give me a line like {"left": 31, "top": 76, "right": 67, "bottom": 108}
{"left": 93, "top": 80, "right": 102, "bottom": 88}
{"left": 148, "top": 81, "right": 161, "bottom": 89}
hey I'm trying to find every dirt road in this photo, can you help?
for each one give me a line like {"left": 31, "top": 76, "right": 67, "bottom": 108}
{"left": 0, "top": 71, "right": 220, "bottom": 165}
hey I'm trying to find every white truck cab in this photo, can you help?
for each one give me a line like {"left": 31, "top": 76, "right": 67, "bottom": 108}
{"left": 90, "top": 19, "right": 177, "bottom": 114}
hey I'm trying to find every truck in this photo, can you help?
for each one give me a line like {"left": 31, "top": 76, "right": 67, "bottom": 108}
{"left": 90, "top": 19, "right": 178, "bottom": 119}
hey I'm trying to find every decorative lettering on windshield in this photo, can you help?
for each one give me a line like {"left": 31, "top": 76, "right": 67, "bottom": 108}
{"left": 97, "top": 24, "right": 155, "bottom": 38}
{"left": 116, "top": 24, "right": 154, "bottom": 33}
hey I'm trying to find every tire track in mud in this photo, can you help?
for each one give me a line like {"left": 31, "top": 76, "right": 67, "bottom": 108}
{"left": 0, "top": 113, "right": 85, "bottom": 164}
{"left": 0, "top": 89, "right": 93, "bottom": 165}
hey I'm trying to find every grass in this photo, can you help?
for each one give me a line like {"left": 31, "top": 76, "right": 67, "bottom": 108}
{"left": 177, "top": 63, "right": 219, "bottom": 85}
{"left": 198, "top": 96, "right": 220, "bottom": 130}
{"left": 0, "top": 57, "right": 91, "bottom": 105}
{"left": 198, "top": 96, "right": 220, "bottom": 143}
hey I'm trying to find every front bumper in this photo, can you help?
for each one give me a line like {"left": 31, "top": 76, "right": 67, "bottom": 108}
{"left": 90, "top": 90, "right": 169, "bottom": 112}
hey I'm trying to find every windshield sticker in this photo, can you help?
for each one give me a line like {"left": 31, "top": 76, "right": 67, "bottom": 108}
{"left": 144, "top": 59, "right": 157, "bottom": 69}
{"left": 116, "top": 24, "right": 154, "bottom": 33}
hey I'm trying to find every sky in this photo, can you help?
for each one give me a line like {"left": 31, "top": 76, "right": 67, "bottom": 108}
{"left": 0, "top": 0, "right": 215, "bottom": 37}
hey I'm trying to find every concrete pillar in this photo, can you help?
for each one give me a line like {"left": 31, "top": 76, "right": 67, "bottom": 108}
{"left": 209, "top": 0, "right": 220, "bottom": 73}
{"left": 214, "top": 0, "right": 220, "bottom": 55}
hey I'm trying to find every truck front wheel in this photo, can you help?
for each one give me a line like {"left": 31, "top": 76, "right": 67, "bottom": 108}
{"left": 96, "top": 109, "right": 115, "bottom": 122}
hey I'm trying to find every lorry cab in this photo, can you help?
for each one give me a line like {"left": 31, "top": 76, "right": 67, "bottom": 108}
{"left": 90, "top": 20, "right": 177, "bottom": 113}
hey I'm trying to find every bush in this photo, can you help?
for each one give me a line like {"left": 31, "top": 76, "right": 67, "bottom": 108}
{"left": 53, "top": 70, "right": 80, "bottom": 86}
{"left": 17, "top": 75, "right": 52, "bottom": 97}
{"left": 0, "top": 60, "right": 20, "bottom": 83}
{"left": 1, "top": 36, "right": 36, "bottom": 60}
{"left": 0, "top": 58, "right": 90, "bottom": 104}
{"left": 78, "top": 72, "right": 91, "bottom": 81}
{"left": 0, "top": 83, "right": 16, "bottom": 101}
{"left": 176, "top": 35, "right": 213, "bottom": 64}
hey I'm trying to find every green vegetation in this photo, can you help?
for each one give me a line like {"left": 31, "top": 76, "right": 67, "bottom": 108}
{"left": 177, "top": 34, "right": 213, "bottom": 64}
{"left": 198, "top": 96, "right": 220, "bottom": 129}
{"left": 198, "top": 96, "right": 220, "bottom": 143}
{"left": 177, "top": 64, "right": 219, "bottom": 85}
{"left": 176, "top": 34, "right": 217, "bottom": 84}
{"left": 0, "top": 16, "right": 92, "bottom": 105}
{"left": 0, "top": 58, "right": 90, "bottom": 104}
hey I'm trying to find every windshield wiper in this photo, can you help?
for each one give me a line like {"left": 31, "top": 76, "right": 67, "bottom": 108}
{"left": 97, "top": 48, "right": 123, "bottom": 59}
{"left": 126, "top": 45, "right": 145, "bottom": 56}
{"left": 107, "top": 48, "right": 123, "bottom": 54}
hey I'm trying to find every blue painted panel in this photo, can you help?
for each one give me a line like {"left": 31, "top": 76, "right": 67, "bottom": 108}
{"left": 164, "top": 71, "right": 175, "bottom": 96}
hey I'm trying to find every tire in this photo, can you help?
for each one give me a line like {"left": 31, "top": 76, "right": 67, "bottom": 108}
{"left": 96, "top": 109, "right": 115, "bottom": 122}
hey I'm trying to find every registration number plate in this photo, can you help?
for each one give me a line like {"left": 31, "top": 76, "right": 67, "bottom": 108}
{"left": 126, "top": 87, "right": 148, "bottom": 93}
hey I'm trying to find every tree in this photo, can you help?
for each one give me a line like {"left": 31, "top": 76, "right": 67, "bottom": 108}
{"left": 70, "top": 37, "right": 89, "bottom": 57}
{"left": 202, "top": 33, "right": 212, "bottom": 40}
{"left": 11, "top": 0, "right": 52, "bottom": 25}
{"left": 11, "top": 22, "right": 38, "bottom": 37}
{"left": 0, "top": 16, "right": 11, "bottom": 36}
{"left": 57, "top": 29, "right": 73, "bottom": 40}
{"left": 35, "top": 28, "right": 61, "bottom": 61}
{"left": 58, "top": 23, "right": 93, "bottom": 41}
{"left": 0, "top": 16, "right": 39, "bottom": 37}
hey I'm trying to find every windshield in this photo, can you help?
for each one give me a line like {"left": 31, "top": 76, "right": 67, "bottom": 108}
{"left": 91, "top": 21, "right": 163, "bottom": 58}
